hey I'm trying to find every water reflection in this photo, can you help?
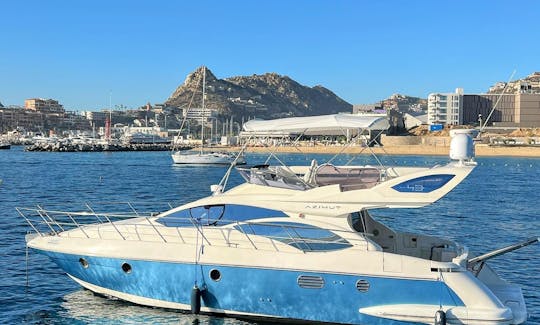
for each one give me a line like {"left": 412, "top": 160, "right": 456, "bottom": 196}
{"left": 59, "top": 290, "right": 251, "bottom": 324}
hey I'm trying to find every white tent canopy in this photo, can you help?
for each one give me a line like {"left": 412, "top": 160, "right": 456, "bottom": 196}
{"left": 242, "top": 114, "right": 389, "bottom": 135}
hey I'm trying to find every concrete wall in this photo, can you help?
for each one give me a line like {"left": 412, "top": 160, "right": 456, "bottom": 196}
{"left": 381, "top": 135, "right": 451, "bottom": 146}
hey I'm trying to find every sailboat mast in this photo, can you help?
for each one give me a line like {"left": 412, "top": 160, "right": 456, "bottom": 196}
{"left": 201, "top": 66, "right": 206, "bottom": 154}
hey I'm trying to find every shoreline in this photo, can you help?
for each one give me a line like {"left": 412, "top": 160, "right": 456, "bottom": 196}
{"left": 226, "top": 144, "right": 540, "bottom": 158}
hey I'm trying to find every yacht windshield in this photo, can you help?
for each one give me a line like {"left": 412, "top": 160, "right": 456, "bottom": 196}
{"left": 156, "top": 204, "right": 288, "bottom": 227}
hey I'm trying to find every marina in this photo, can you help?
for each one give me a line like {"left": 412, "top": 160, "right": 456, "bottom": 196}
{"left": 3, "top": 2, "right": 540, "bottom": 323}
{"left": 8, "top": 115, "right": 538, "bottom": 324}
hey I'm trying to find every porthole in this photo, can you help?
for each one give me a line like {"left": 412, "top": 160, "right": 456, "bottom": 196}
{"left": 79, "top": 258, "right": 89, "bottom": 269}
{"left": 209, "top": 269, "right": 221, "bottom": 281}
{"left": 121, "top": 262, "right": 132, "bottom": 274}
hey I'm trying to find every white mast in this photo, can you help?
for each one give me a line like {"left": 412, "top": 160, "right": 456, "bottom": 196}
{"left": 201, "top": 66, "right": 206, "bottom": 155}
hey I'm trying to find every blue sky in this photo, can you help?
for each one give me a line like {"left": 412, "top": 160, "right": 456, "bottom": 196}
{"left": 1, "top": 0, "right": 539, "bottom": 110}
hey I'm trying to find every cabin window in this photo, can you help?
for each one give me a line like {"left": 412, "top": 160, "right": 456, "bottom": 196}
{"left": 348, "top": 211, "right": 367, "bottom": 233}
{"left": 234, "top": 222, "right": 352, "bottom": 251}
{"left": 156, "top": 204, "right": 288, "bottom": 227}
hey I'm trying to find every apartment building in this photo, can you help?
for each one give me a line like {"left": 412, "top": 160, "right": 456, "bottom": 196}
{"left": 0, "top": 106, "right": 80, "bottom": 132}
{"left": 24, "top": 98, "right": 65, "bottom": 114}
{"left": 427, "top": 88, "right": 463, "bottom": 125}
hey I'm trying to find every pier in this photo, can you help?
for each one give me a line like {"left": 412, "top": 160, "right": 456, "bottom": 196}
{"left": 25, "top": 142, "right": 191, "bottom": 152}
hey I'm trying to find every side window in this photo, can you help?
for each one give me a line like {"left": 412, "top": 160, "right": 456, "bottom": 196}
{"left": 348, "top": 211, "right": 366, "bottom": 233}
{"left": 235, "top": 222, "right": 352, "bottom": 251}
{"left": 156, "top": 204, "right": 288, "bottom": 227}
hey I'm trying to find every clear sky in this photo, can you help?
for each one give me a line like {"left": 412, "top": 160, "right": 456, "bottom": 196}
{"left": 1, "top": 0, "right": 539, "bottom": 110}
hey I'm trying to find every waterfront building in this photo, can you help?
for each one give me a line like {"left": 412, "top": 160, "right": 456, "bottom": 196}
{"left": 427, "top": 88, "right": 463, "bottom": 126}
{"left": 0, "top": 106, "right": 90, "bottom": 133}
{"left": 428, "top": 87, "right": 540, "bottom": 128}
{"left": 462, "top": 93, "right": 540, "bottom": 127}
{"left": 24, "top": 98, "right": 65, "bottom": 114}
{"left": 83, "top": 111, "right": 108, "bottom": 124}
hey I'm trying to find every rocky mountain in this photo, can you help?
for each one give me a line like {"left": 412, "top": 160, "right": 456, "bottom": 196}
{"left": 165, "top": 67, "right": 352, "bottom": 119}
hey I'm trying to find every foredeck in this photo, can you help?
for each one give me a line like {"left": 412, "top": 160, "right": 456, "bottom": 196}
{"left": 19, "top": 202, "right": 379, "bottom": 254}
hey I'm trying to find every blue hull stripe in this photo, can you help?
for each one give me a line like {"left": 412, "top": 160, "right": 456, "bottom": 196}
{"left": 41, "top": 250, "right": 464, "bottom": 325}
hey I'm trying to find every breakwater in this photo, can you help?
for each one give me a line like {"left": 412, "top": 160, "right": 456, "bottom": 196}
{"left": 25, "top": 142, "right": 192, "bottom": 152}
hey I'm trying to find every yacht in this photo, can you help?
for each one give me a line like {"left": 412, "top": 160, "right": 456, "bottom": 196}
{"left": 172, "top": 150, "right": 245, "bottom": 165}
{"left": 22, "top": 115, "right": 536, "bottom": 324}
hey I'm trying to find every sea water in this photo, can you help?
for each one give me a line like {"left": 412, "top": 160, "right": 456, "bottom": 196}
{"left": 0, "top": 146, "right": 538, "bottom": 324}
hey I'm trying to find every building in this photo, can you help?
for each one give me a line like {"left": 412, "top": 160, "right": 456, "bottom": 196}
{"left": 182, "top": 107, "right": 217, "bottom": 121}
{"left": 24, "top": 98, "right": 65, "bottom": 114}
{"left": 427, "top": 88, "right": 463, "bottom": 125}
{"left": 462, "top": 93, "right": 540, "bottom": 127}
{"left": 0, "top": 106, "right": 90, "bottom": 133}
{"left": 461, "top": 94, "right": 516, "bottom": 126}
{"left": 353, "top": 104, "right": 383, "bottom": 114}
{"left": 428, "top": 86, "right": 540, "bottom": 128}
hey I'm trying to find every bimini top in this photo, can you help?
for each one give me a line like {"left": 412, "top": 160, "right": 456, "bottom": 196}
{"left": 242, "top": 114, "right": 389, "bottom": 135}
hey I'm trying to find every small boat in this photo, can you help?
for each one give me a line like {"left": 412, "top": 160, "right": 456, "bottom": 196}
{"left": 0, "top": 141, "right": 11, "bottom": 149}
{"left": 22, "top": 115, "right": 537, "bottom": 324}
{"left": 122, "top": 132, "right": 171, "bottom": 145}
{"left": 171, "top": 66, "right": 246, "bottom": 165}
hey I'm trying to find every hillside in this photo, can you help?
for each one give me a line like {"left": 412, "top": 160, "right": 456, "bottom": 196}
{"left": 381, "top": 93, "right": 427, "bottom": 113}
{"left": 488, "top": 72, "right": 540, "bottom": 94}
{"left": 165, "top": 67, "right": 352, "bottom": 119}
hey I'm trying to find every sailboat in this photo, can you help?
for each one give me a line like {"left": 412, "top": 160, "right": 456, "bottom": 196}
{"left": 171, "top": 67, "right": 246, "bottom": 165}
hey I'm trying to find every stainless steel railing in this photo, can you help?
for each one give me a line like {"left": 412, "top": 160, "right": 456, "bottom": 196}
{"left": 18, "top": 202, "right": 373, "bottom": 253}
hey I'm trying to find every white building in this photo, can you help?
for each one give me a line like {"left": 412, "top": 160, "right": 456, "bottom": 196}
{"left": 182, "top": 107, "right": 217, "bottom": 121}
{"left": 427, "top": 88, "right": 463, "bottom": 125}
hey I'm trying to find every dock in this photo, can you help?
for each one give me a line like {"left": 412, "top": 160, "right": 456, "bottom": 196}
{"left": 25, "top": 142, "right": 191, "bottom": 152}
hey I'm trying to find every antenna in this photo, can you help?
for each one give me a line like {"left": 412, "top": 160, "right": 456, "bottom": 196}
{"left": 478, "top": 70, "right": 516, "bottom": 135}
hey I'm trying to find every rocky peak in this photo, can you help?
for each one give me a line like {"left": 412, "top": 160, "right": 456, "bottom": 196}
{"left": 165, "top": 67, "right": 352, "bottom": 118}
{"left": 181, "top": 66, "right": 218, "bottom": 87}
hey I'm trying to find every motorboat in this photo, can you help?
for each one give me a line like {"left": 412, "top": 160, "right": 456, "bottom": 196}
{"left": 0, "top": 141, "right": 11, "bottom": 149}
{"left": 22, "top": 114, "right": 537, "bottom": 324}
{"left": 171, "top": 66, "right": 246, "bottom": 165}
{"left": 172, "top": 150, "right": 246, "bottom": 165}
{"left": 122, "top": 132, "right": 170, "bottom": 145}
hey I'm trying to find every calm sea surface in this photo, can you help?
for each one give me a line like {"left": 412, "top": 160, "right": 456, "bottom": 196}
{"left": 1, "top": 146, "right": 538, "bottom": 324}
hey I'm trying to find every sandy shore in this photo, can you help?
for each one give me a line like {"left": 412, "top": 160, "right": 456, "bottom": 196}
{"left": 230, "top": 144, "right": 540, "bottom": 157}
